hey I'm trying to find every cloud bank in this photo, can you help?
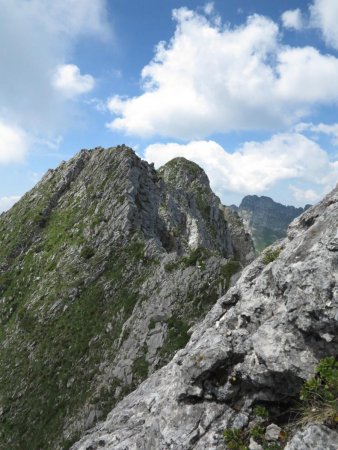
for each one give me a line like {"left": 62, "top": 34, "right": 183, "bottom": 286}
{"left": 310, "top": 0, "right": 338, "bottom": 49}
{"left": 144, "top": 134, "right": 338, "bottom": 204}
{"left": 107, "top": 8, "right": 338, "bottom": 139}
{"left": 0, "top": 122, "right": 28, "bottom": 164}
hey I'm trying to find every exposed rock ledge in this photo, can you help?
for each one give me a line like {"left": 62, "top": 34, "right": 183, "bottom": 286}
{"left": 72, "top": 183, "right": 338, "bottom": 449}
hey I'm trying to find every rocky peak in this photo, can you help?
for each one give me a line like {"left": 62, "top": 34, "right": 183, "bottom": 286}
{"left": 233, "top": 194, "right": 310, "bottom": 252}
{"left": 0, "top": 146, "right": 254, "bottom": 449}
{"left": 158, "top": 157, "right": 210, "bottom": 190}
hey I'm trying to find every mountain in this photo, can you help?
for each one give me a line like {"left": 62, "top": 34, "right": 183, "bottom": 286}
{"left": 231, "top": 195, "right": 310, "bottom": 252}
{"left": 71, "top": 183, "right": 338, "bottom": 450}
{"left": 0, "top": 146, "right": 254, "bottom": 449}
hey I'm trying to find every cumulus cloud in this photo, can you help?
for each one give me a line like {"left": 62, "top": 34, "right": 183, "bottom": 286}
{"left": 0, "top": 0, "right": 109, "bottom": 133}
{"left": 295, "top": 122, "right": 338, "bottom": 145}
{"left": 310, "top": 0, "right": 338, "bottom": 49}
{"left": 281, "top": 9, "right": 304, "bottom": 30}
{"left": 0, "top": 121, "right": 28, "bottom": 164}
{"left": 289, "top": 186, "right": 321, "bottom": 203}
{"left": 52, "top": 64, "right": 95, "bottom": 98}
{"left": 107, "top": 8, "right": 338, "bottom": 140}
{"left": 144, "top": 134, "right": 338, "bottom": 203}
{"left": 0, "top": 195, "right": 21, "bottom": 213}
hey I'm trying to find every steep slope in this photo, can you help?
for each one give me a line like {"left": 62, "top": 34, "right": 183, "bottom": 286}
{"left": 72, "top": 183, "right": 338, "bottom": 449}
{"left": 0, "top": 146, "right": 254, "bottom": 449}
{"left": 231, "top": 195, "right": 310, "bottom": 252}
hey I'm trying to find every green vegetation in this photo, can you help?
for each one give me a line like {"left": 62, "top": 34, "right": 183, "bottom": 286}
{"left": 132, "top": 348, "right": 149, "bottom": 381}
{"left": 263, "top": 247, "right": 281, "bottom": 264}
{"left": 80, "top": 245, "right": 95, "bottom": 259}
{"left": 148, "top": 318, "right": 157, "bottom": 330}
{"left": 0, "top": 224, "right": 151, "bottom": 449}
{"left": 182, "top": 247, "right": 211, "bottom": 268}
{"left": 164, "top": 247, "right": 213, "bottom": 272}
{"left": 254, "top": 405, "right": 269, "bottom": 419}
{"left": 160, "top": 315, "right": 190, "bottom": 360}
{"left": 223, "top": 404, "right": 285, "bottom": 450}
{"left": 223, "top": 358, "right": 338, "bottom": 449}
{"left": 298, "top": 356, "right": 338, "bottom": 426}
{"left": 220, "top": 260, "right": 241, "bottom": 291}
{"left": 223, "top": 429, "right": 247, "bottom": 450}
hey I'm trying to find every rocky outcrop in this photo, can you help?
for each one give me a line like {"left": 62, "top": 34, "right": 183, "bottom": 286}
{"left": 0, "top": 146, "right": 253, "bottom": 449}
{"left": 232, "top": 195, "right": 310, "bottom": 251}
{"left": 72, "top": 182, "right": 338, "bottom": 449}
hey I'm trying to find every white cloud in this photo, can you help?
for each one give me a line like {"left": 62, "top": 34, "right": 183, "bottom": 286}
{"left": 310, "top": 0, "right": 338, "bottom": 49}
{"left": 289, "top": 186, "right": 321, "bottom": 203}
{"left": 144, "top": 134, "right": 338, "bottom": 202}
{"left": 52, "top": 64, "right": 95, "bottom": 98}
{"left": 0, "top": 0, "right": 110, "bottom": 133}
{"left": 0, "top": 195, "right": 21, "bottom": 213}
{"left": 295, "top": 122, "right": 338, "bottom": 145}
{"left": 0, "top": 121, "right": 28, "bottom": 164}
{"left": 107, "top": 8, "right": 338, "bottom": 140}
{"left": 281, "top": 9, "right": 303, "bottom": 30}
{"left": 204, "top": 2, "right": 214, "bottom": 16}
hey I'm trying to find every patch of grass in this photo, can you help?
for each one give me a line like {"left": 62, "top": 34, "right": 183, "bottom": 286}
{"left": 80, "top": 245, "right": 95, "bottom": 260}
{"left": 220, "top": 260, "right": 241, "bottom": 291}
{"left": 298, "top": 356, "right": 338, "bottom": 426}
{"left": 148, "top": 318, "right": 157, "bottom": 330}
{"left": 164, "top": 260, "right": 180, "bottom": 272}
{"left": 223, "top": 428, "right": 248, "bottom": 450}
{"left": 132, "top": 352, "right": 149, "bottom": 381}
{"left": 182, "top": 247, "right": 210, "bottom": 268}
{"left": 254, "top": 405, "right": 269, "bottom": 419}
{"left": 263, "top": 247, "right": 281, "bottom": 264}
{"left": 160, "top": 316, "right": 190, "bottom": 360}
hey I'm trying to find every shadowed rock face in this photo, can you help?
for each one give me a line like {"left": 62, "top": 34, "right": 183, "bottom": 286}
{"left": 72, "top": 183, "right": 338, "bottom": 450}
{"left": 0, "top": 146, "right": 254, "bottom": 449}
{"left": 231, "top": 195, "right": 310, "bottom": 252}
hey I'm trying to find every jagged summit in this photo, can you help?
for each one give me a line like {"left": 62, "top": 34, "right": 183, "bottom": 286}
{"left": 159, "top": 157, "right": 210, "bottom": 189}
{"left": 0, "top": 145, "right": 254, "bottom": 449}
{"left": 231, "top": 194, "right": 310, "bottom": 251}
{"left": 71, "top": 181, "right": 338, "bottom": 450}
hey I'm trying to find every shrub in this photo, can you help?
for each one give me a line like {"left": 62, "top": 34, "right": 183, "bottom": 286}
{"left": 80, "top": 246, "right": 95, "bottom": 260}
{"left": 263, "top": 247, "right": 281, "bottom": 264}
{"left": 298, "top": 356, "right": 338, "bottom": 426}
{"left": 223, "top": 428, "right": 247, "bottom": 450}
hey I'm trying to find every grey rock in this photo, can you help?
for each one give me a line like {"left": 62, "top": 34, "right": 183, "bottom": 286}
{"left": 284, "top": 425, "right": 338, "bottom": 450}
{"left": 72, "top": 182, "right": 338, "bottom": 450}
{"left": 249, "top": 438, "right": 264, "bottom": 450}
{"left": 264, "top": 423, "right": 281, "bottom": 441}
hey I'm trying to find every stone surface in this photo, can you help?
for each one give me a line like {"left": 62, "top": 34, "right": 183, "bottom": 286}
{"left": 264, "top": 423, "right": 282, "bottom": 441}
{"left": 0, "top": 147, "right": 254, "bottom": 449}
{"left": 284, "top": 425, "right": 338, "bottom": 450}
{"left": 72, "top": 182, "right": 338, "bottom": 450}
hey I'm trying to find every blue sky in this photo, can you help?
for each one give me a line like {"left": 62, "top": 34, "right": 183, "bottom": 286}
{"left": 1, "top": 0, "right": 338, "bottom": 210}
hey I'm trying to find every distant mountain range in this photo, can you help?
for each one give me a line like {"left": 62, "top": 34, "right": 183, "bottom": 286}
{"left": 231, "top": 195, "right": 311, "bottom": 252}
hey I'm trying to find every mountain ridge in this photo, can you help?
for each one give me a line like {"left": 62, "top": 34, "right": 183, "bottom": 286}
{"left": 231, "top": 194, "right": 311, "bottom": 251}
{"left": 0, "top": 146, "right": 254, "bottom": 449}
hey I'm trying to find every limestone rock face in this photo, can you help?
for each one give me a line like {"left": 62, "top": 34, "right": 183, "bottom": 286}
{"left": 284, "top": 425, "right": 338, "bottom": 450}
{"left": 72, "top": 183, "right": 338, "bottom": 450}
{"left": 0, "top": 146, "right": 253, "bottom": 449}
{"left": 232, "top": 195, "right": 310, "bottom": 251}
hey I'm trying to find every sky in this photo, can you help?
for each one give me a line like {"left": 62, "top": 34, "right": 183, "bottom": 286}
{"left": 1, "top": 0, "right": 338, "bottom": 211}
